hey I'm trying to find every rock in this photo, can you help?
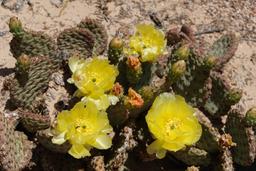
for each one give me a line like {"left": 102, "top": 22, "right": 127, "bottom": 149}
{"left": 2, "top": 0, "right": 27, "bottom": 11}
{"left": 50, "top": 0, "right": 63, "bottom": 8}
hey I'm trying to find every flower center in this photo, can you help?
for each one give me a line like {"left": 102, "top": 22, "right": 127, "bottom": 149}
{"left": 165, "top": 118, "right": 181, "bottom": 136}
{"left": 75, "top": 119, "right": 92, "bottom": 134}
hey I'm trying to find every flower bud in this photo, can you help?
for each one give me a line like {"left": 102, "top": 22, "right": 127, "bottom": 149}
{"left": 9, "top": 17, "right": 22, "bottom": 34}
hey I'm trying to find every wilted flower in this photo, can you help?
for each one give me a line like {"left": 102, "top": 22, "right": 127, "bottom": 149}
{"left": 145, "top": 93, "right": 202, "bottom": 159}
{"left": 68, "top": 56, "right": 119, "bottom": 99}
{"left": 52, "top": 101, "right": 113, "bottom": 159}
{"left": 127, "top": 24, "right": 166, "bottom": 62}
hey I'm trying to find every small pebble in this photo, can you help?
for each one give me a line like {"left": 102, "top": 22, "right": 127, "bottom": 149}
{"left": 2, "top": 0, "right": 27, "bottom": 11}
{"left": 50, "top": 0, "right": 63, "bottom": 8}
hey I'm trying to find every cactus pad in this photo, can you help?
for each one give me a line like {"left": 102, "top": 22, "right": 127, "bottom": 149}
{"left": 57, "top": 28, "right": 95, "bottom": 59}
{"left": 171, "top": 147, "right": 211, "bottom": 166}
{"left": 10, "top": 31, "right": 57, "bottom": 59}
{"left": 225, "top": 110, "right": 256, "bottom": 166}
{"left": 78, "top": 18, "right": 108, "bottom": 55}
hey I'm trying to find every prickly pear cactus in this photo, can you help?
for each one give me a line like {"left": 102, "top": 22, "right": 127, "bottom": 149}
{"left": 194, "top": 110, "right": 220, "bottom": 153}
{"left": 3, "top": 16, "right": 256, "bottom": 171}
{"left": 78, "top": 18, "right": 108, "bottom": 55}
{"left": 225, "top": 109, "right": 256, "bottom": 166}
{"left": 207, "top": 33, "right": 238, "bottom": 70}
{"left": 9, "top": 17, "right": 57, "bottom": 61}
{"left": 0, "top": 112, "right": 34, "bottom": 171}
{"left": 204, "top": 72, "right": 242, "bottom": 116}
{"left": 5, "top": 55, "right": 54, "bottom": 132}
{"left": 170, "top": 33, "right": 239, "bottom": 109}
{"left": 171, "top": 147, "right": 211, "bottom": 166}
{"left": 57, "top": 28, "right": 95, "bottom": 58}
{"left": 9, "top": 56, "right": 53, "bottom": 111}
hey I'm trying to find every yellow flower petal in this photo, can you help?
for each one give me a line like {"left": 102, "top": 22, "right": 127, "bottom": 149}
{"left": 82, "top": 94, "right": 111, "bottom": 111}
{"left": 69, "top": 57, "right": 119, "bottom": 97}
{"left": 127, "top": 24, "right": 166, "bottom": 62}
{"left": 68, "top": 56, "right": 86, "bottom": 73}
{"left": 52, "top": 131, "right": 66, "bottom": 145}
{"left": 52, "top": 99, "right": 113, "bottom": 158}
{"left": 56, "top": 111, "right": 71, "bottom": 133}
{"left": 92, "top": 134, "right": 112, "bottom": 149}
{"left": 68, "top": 144, "right": 91, "bottom": 159}
{"left": 162, "top": 142, "right": 185, "bottom": 152}
{"left": 147, "top": 140, "right": 167, "bottom": 159}
{"left": 147, "top": 140, "right": 163, "bottom": 154}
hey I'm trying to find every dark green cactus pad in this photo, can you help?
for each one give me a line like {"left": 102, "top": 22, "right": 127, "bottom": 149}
{"left": 9, "top": 56, "right": 54, "bottom": 112}
{"left": 7, "top": 56, "right": 54, "bottom": 132}
{"left": 204, "top": 72, "right": 242, "bottom": 116}
{"left": 208, "top": 34, "right": 238, "bottom": 70}
{"left": 194, "top": 110, "right": 221, "bottom": 153}
{"left": 78, "top": 18, "right": 108, "bottom": 55}
{"left": 0, "top": 112, "right": 34, "bottom": 171}
{"left": 57, "top": 28, "right": 95, "bottom": 59}
{"left": 225, "top": 110, "right": 256, "bottom": 166}
{"left": 171, "top": 47, "right": 211, "bottom": 107}
{"left": 10, "top": 30, "right": 57, "bottom": 60}
{"left": 171, "top": 147, "right": 211, "bottom": 166}
{"left": 36, "top": 129, "right": 71, "bottom": 153}
{"left": 19, "top": 109, "right": 50, "bottom": 132}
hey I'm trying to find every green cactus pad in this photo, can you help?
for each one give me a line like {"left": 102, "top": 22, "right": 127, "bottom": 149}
{"left": 204, "top": 72, "right": 242, "bottom": 116}
{"left": 19, "top": 109, "right": 50, "bottom": 132}
{"left": 10, "top": 30, "right": 57, "bottom": 60}
{"left": 194, "top": 110, "right": 221, "bottom": 153}
{"left": 78, "top": 18, "right": 108, "bottom": 55}
{"left": 208, "top": 34, "right": 238, "bottom": 70}
{"left": 0, "top": 112, "right": 34, "bottom": 171}
{"left": 171, "top": 147, "right": 211, "bottom": 166}
{"left": 9, "top": 56, "right": 54, "bottom": 111}
{"left": 171, "top": 48, "right": 210, "bottom": 107}
{"left": 225, "top": 110, "right": 256, "bottom": 166}
{"left": 57, "top": 28, "right": 95, "bottom": 59}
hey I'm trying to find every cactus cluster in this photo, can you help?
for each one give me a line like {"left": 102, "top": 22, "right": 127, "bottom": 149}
{"left": 1, "top": 16, "right": 255, "bottom": 171}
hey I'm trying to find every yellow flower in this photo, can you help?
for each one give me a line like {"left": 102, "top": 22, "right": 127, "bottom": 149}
{"left": 127, "top": 24, "right": 166, "bottom": 62}
{"left": 52, "top": 101, "right": 113, "bottom": 159}
{"left": 145, "top": 93, "right": 202, "bottom": 159}
{"left": 68, "top": 56, "right": 119, "bottom": 99}
{"left": 81, "top": 94, "right": 119, "bottom": 111}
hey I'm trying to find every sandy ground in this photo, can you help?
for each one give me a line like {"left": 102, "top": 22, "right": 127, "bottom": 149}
{"left": 1, "top": 0, "right": 255, "bottom": 115}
